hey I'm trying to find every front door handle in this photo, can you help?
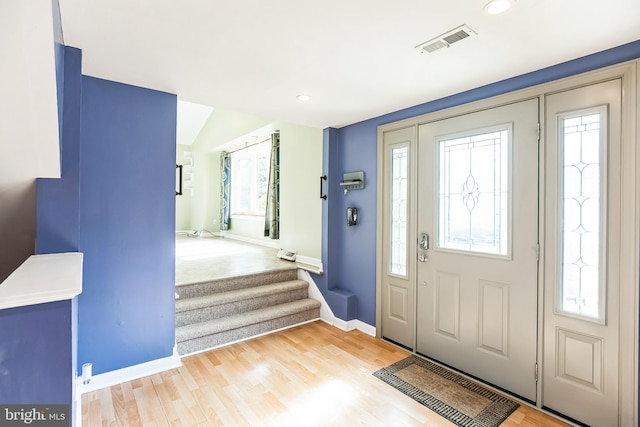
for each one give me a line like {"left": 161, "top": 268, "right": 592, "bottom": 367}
{"left": 418, "top": 233, "right": 429, "bottom": 250}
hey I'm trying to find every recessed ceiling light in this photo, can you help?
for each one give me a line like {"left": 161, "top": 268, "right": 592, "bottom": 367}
{"left": 296, "top": 94, "right": 311, "bottom": 101}
{"left": 484, "top": 0, "right": 513, "bottom": 15}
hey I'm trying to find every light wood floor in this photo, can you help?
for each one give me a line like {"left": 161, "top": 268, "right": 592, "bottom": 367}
{"left": 82, "top": 321, "right": 570, "bottom": 426}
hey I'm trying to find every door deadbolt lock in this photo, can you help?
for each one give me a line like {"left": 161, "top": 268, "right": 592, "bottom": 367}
{"left": 418, "top": 233, "right": 429, "bottom": 250}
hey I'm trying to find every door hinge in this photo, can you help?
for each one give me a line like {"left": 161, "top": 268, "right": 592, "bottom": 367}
{"left": 537, "top": 122, "right": 541, "bottom": 141}
{"left": 535, "top": 363, "right": 539, "bottom": 382}
{"left": 536, "top": 243, "right": 540, "bottom": 262}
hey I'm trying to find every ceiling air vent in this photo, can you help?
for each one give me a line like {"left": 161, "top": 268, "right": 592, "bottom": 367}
{"left": 415, "top": 25, "right": 477, "bottom": 54}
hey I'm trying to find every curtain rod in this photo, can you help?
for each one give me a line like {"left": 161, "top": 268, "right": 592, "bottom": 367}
{"left": 225, "top": 133, "right": 278, "bottom": 154}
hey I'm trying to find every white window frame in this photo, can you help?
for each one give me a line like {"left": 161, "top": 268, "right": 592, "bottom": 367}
{"left": 229, "top": 139, "right": 270, "bottom": 218}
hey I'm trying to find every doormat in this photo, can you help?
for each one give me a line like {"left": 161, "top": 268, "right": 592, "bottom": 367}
{"left": 372, "top": 356, "right": 519, "bottom": 427}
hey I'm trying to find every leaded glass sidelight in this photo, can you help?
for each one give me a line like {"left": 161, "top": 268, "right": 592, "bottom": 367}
{"left": 559, "top": 110, "right": 606, "bottom": 320}
{"left": 390, "top": 146, "right": 408, "bottom": 276}
{"left": 437, "top": 127, "right": 510, "bottom": 256}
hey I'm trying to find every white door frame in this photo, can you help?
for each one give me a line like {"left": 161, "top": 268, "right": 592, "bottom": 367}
{"left": 376, "top": 60, "right": 638, "bottom": 425}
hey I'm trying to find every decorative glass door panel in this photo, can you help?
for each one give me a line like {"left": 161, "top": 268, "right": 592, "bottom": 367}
{"left": 437, "top": 126, "right": 511, "bottom": 257}
{"left": 390, "top": 146, "right": 409, "bottom": 276}
{"left": 558, "top": 108, "right": 607, "bottom": 321}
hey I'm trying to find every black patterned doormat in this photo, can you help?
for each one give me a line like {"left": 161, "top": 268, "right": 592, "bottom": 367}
{"left": 373, "top": 356, "right": 519, "bottom": 427}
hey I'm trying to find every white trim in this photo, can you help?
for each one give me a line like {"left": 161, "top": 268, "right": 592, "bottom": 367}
{"left": 178, "top": 229, "right": 218, "bottom": 238}
{"left": 78, "top": 347, "right": 182, "bottom": 394}
{"left": 298, "top": 269, "right": 334, "bottom": 323}
{"left": 299, "top": 269, "right": 376, "bottom": 337}
{"left": 175, "top": 230, "right": 193, "bottom": 234}
{"left": 218, "top": 231, "right": 281, "bottom": 249}
{"left": 536, "top": 93, "right": 547, "bottom": 412}
{"left": 75, "top": 372, "right": 81, "bottom": 427}
{"left": 295, "top": 255, "right": 323, "bottom": 274}
{"left": 218, "top": 232, "right": 324, "bottom": 273}
{"left": 321, "top": 317, "right": 376, "bottom": 337}
{"left": 633, "top": 60, "right": 639, "bottom": 427}
{"left": 618, "top": 61, "right": 638, "bottom": 427}
{"left": 0, "top": 252, "right": 83, "bottom": 310}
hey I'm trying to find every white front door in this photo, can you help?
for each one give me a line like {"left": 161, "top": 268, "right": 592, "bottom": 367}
{"left": 542, "top": 79, "right": 622, "bottom": 426}
{"left": 416, "top": 99, "right": 539, "bottom": 401}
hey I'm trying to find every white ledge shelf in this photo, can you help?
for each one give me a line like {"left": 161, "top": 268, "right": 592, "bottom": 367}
{"left": 0, "top": 252, "right": 83, "bottom": 310}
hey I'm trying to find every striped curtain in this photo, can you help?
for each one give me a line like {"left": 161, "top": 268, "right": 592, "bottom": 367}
{"left": 220, "top": 151, "right": 231, "bottom": 230}
{"left": 264, "top": 132, "right": 280, "bottom": 239}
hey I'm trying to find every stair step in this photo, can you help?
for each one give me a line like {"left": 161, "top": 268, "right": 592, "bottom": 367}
{"left": 176, "top": 299, "right": 321, "bottom": 354}
{"left": 175, "top": 280, "right": 310, "bottom": 326}
{"left": 175, "top": 268, "right": 298, "bottom": 299}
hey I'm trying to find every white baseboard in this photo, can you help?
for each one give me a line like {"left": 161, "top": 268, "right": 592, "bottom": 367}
{"left": 75, "top": 373, "right": 81, "bottom": 427}
{"left": 325, "top": 318, "right": 376, "bottom": 337}
{"left": 219, "top": 233, "right": 324, "bottom": 273}
{"left": 177, "top": 229, "right": 219, "bottom": 238}
{"left": 78, "top": 347, "right": 182, "bottom": 394}
{"left": 218, "top": 232, "right": 280, "bottom": 249}
{"left": 299, "top": 270, "right": 376, "bottom": 337}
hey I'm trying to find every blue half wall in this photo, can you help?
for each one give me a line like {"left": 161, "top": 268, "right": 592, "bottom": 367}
{"left": 0, "top": 301, "right": 74, "bottom": 405}
{"left": 78, "top": 76, "right": 177, "bottom": 374}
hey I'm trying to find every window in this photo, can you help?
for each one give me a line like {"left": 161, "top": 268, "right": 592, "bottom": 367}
{"left": 437, "top": 126, "right": 511, "bottom": 256}
{"left": 558, "top": 108, "right": 607, "bottom": 321}
{"left": 230, "top": 140, "right": 270, "bottom": 216}
{"left": 390, "top": 145, "right": 409, "bottom": 276}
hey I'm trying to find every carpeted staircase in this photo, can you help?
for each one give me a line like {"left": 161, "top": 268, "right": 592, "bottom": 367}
{"left": 175, "top": 268, "right": 320, "bottom": 355}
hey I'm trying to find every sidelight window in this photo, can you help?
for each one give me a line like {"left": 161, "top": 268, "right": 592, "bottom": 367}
{"left": 558, "top": 108, "right": 607, "bottom": 321}
{"left": 390, "top": 145, "right": 409, "bottom": 276}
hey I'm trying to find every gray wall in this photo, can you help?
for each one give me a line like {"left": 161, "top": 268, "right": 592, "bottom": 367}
{"left": 0, "top": 1, "right": 61, "bottom": 282}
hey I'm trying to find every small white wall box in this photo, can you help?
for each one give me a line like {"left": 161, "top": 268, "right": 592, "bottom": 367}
{"left": 277, "top": 249, "right": 297, "bottom": 262}
{"left": 82, "top": 363, "right": 92, "bottom": 384}
{"left": 340, "top": 171, "right": 365, "bottom": 194}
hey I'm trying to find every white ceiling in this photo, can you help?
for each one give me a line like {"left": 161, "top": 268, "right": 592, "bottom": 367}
{"left": 58, "top": 0, "right": 640, "bottom": 129}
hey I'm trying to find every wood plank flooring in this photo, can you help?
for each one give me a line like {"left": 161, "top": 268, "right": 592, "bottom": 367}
{"left": 82, "top": 321, "right": 570, "bottom": 426}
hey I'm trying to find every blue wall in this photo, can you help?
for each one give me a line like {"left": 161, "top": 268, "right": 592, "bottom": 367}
{"left": 321, "top": 39, "right": 640, "bottom": 326}
{"left": 78, "top": 76, "right": 177, "bottom": 374}
{"left": 312, "top": 128, "right": 359, "bottom": 321}
{"left": 0, "top": 301, "right": 73, "bottom": 404}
